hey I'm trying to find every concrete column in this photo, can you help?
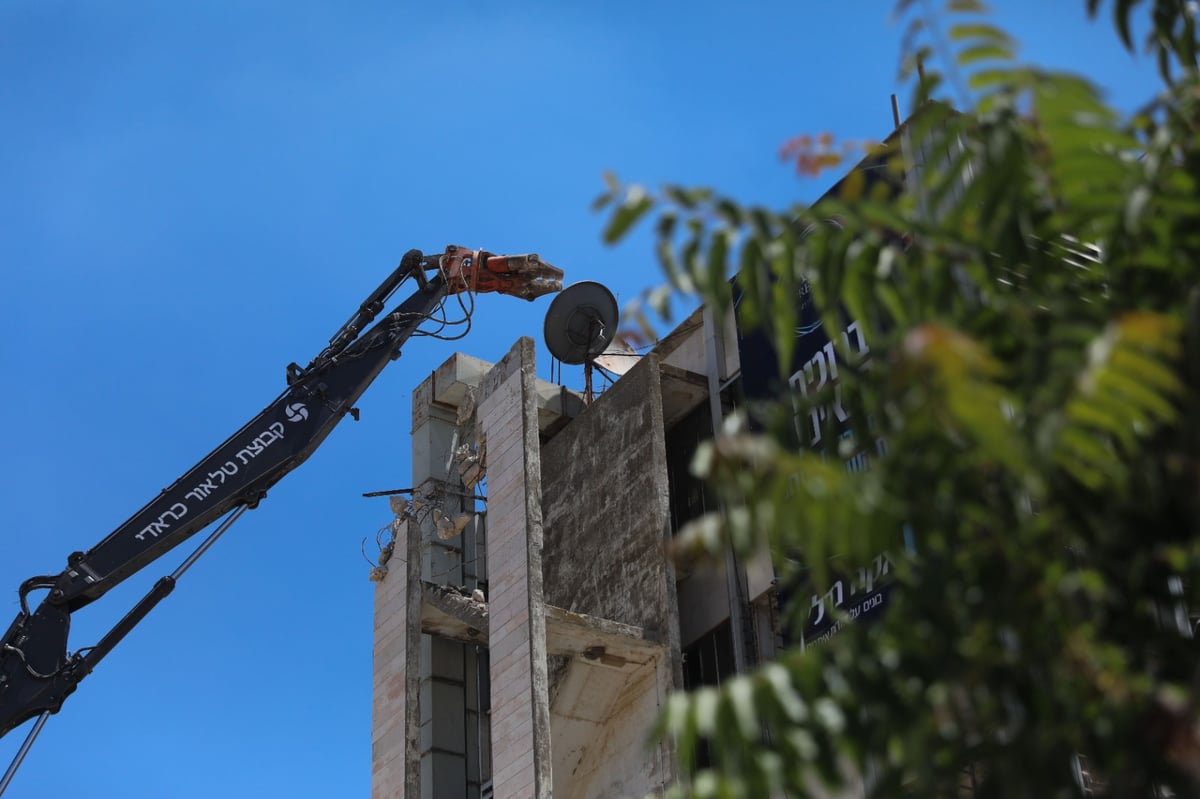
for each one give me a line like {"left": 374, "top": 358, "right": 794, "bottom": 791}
{"left": 373, "top": 368, "right": 476, "bottom": 799}
{"left": 370, "top": 514, "right": 422, "bottom": 798}
{"left": 478, "top": 338, "right": 552, "bottom": 799}
{"left": 412, "top": 375, "right": 473, "bottom": 799}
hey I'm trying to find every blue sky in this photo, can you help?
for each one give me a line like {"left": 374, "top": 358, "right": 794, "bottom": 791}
{"left": 0, "top": 2, "right": 1164, "bottom": 797}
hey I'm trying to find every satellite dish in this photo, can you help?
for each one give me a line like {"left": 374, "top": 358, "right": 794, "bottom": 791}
{"left": 543, "top": 281, "right": 619, "bottom": 365}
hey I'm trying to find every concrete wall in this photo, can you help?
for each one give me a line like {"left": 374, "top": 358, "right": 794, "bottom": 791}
{"left": 478, "top": 338, "right": 553, "bottom": 799}
{"left": 371, "top": 514, "right": 421, "bottom": 799}
{"left": 550, "top": 657, "right": 674, "bottom": 798}
{"left": 373, "top": 339, "right": 703, "bottom": 798}
{"left": 373, "top": 356, "right": 492, "bottom": 799}
{"left": 540, "top": 353, "right": 683, "bottom": 798}
{"left": 654, "top": 303, "right": 741, "bottom": 379}
{"left": 540, "top": 353, "right": 678, "bottom": 642}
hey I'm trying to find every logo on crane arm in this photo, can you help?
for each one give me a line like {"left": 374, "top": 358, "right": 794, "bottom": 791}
{"left": 285, "top": 402, "right": 310, "bottom": 423}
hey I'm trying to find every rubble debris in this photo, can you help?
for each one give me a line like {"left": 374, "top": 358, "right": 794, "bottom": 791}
{"left": 454, "top": 442, "right": 485, "bottom": 488}
{"left": 432, "top": 507, "right": 473, "bottom": 540}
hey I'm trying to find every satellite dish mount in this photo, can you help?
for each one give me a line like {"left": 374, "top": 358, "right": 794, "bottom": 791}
{"left": 543, "top": 281, "right": 619, "bottom": 403}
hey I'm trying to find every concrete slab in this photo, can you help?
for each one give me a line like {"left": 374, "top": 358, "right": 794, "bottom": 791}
{"left": 544, "top": 605, "right": 664, "bottom": 670}
{"left": 420, "top": 581, "right": 488, "bottom": 645}
{"left": 659, "top": 363, "right": 710, "bottom": 430}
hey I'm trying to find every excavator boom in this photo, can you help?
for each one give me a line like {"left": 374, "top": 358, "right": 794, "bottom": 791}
{"left": 0, "top": 245, "right": 561, "bottom": 759}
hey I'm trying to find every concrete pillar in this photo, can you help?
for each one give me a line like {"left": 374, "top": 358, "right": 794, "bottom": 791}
{"left": 478, "top": 338, "right": 552, "bottom": 799}
{"left": 370, "top": 512, "right": 422, "bottom": 799}
{"left": 372, "top": 368, "right": 478, "bottom": 799}
{"left": 412, "top": 376, "right": 474, "bottom": 799}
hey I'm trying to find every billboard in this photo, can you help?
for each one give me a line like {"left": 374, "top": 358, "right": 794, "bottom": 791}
{"left": 732, "top": 147, "right": 902, "bottom": 649}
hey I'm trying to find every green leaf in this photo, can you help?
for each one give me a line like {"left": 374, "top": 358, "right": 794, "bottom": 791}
{"left": 692, "top": 687, "right": 720, "bottom": 737}
{"left": 967, "top": 66, "right": 1020, "bottom": 90}
{"left": 957, "top": 43, "right": 1013, "bottom": 65}
{"left": 655, "top": 211, "right": 678, "bottom": 241}
{"left": 1124, "top": 185, "right": 1151, "bottom": 233}
{"left": 725, "top": 677, "right": 758, "bottom": 736}
{"left": 1096, "top": 367, "right": 1176, "bottom": 421}
{"left": 1064, "top": 397, "right": 1137, "bottom": 451}
{"left": 1056, "top": 426, "right": 1123, "bottom": 489}
{"left": 590, "top": 190, "right": 615, "bottom": 212}
{"left": 749, "top": 207, "right": 777, "bottom": 240}
{"left": 603, "top": 188, "right": 654, "bottom": 244}
{"left": 705, "top": 229, "right": 731, "bottom": 307}
{"left": 647, "top": 283, "right": 673, "bottom": 319}
{"left": 716, "top": 198, "right": 744, "bottom": 227}
{"left": 761, "top": 662, "right": 808, "bottom": 722}
{"left": 947, "top": 22, "right": 1015, "bottom": 45}
{"left": 1113, "top": 0, "right": 1139, "bottom": 50}
{"left": 598, "top": 4, "right": 1200, "bottom": 796}
{"left": 664, "top": 185, "right": 713, "bottom": 210}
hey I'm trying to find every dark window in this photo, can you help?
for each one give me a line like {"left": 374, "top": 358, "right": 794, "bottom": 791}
{"left": 681, "top": 621, "right": 737, "bottom": 770}
{"left": 666, "top": 404, "right": 717, "bottom": 535}
{"left": 682, "top": 620, "right": 736, "bottom": 691}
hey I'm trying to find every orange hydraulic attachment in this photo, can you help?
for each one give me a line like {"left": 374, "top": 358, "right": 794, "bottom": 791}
{"left": 431, "top": 244, "right": 563, "bottom": 301}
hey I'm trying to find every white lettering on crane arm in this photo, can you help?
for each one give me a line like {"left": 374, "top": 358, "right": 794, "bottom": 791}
{"left": 134, "top": 502, "right": 189, "bottom": 542}
{"left": 235, "top": 421, "right": 286, "bottom": 466}
{"left": 136, "top": 421, "right": 288, "bottom": 542}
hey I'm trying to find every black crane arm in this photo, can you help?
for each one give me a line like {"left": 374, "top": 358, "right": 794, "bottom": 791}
{"left": 0, "top": 245, "right": 563, "bottom": 741}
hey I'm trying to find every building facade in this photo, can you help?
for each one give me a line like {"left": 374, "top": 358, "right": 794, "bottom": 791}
{"left": 369, "top": 313, "right": 762, "bottom": 798}
{"left": 367, "top": 122, "right": 958, "bottom": 797}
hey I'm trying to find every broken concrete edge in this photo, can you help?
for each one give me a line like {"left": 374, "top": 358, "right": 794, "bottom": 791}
{"left": 420, "top": 350, "right": 585, "bottom": 435}
{"left": 417, "top": 588, "right": 668, "bottom": 669}
{"left": 420, "top": 581, "right": 489, "bottom": 644}
{"left": 544, "top": 606, "right": 666, "bottom": 669}
{"left": 475, "top": 337, "right": 554, "bottom": 799}
{"left": 650, "top": 305, "right": 705, "bottom": 362}
{"left": 659, "top": 362, "right": 710, "bottom": 430}
{"left": 403, "top": 517, "right": 423, "bottom": 797}
{"left": 517, "top": 336, "right": 555, "bottom": 799}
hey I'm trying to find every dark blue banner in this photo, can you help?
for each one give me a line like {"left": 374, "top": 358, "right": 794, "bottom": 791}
{"left": 731, "top": 150, "right": 903, "bottom": 647}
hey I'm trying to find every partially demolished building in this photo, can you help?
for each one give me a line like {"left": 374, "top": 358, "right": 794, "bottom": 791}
{"left": 369, "top": 296, "right": 784, "bottom": 798}
{"left": 367, "top": 123, "right": 938, "bottom": 798}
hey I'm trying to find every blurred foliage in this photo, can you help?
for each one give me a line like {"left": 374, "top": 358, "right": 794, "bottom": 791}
{"left": 597, "top": 0, "right": 1200, "bottom": 796}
